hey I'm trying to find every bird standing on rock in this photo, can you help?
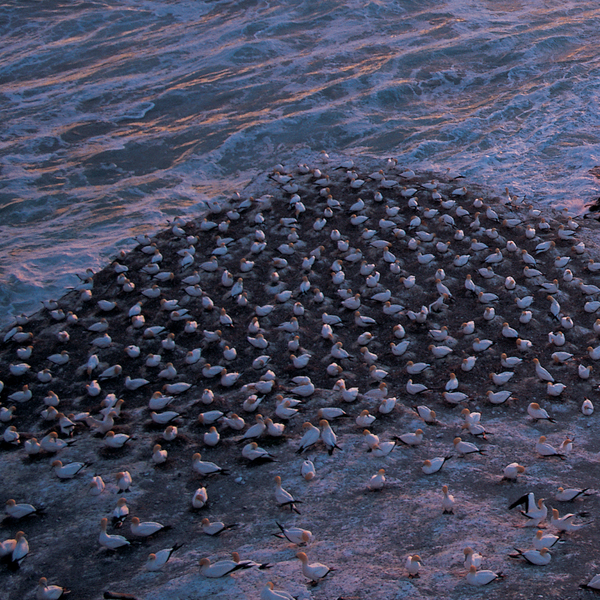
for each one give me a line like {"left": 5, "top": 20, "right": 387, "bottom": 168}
{"left": 275, "top": 476, "right": 301, "bottom": 514}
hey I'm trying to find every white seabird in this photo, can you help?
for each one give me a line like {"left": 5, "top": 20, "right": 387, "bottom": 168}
{"left": 296, "top": 551, "right": 333, "bottom": 584}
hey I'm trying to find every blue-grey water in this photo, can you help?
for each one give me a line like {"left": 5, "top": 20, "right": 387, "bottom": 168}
{"left": 1, "top": 0, "right": 600, "bottom": 325}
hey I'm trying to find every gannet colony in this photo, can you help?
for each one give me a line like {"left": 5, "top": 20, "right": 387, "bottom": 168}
{"left": 3, "top": 155, "right": 600, "bottom": 599}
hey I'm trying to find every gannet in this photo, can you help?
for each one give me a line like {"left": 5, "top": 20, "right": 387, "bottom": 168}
{"left": 3, "top": 425, "right": 19, "bottom": 445}
{"left": 363, "top": 430, "right": 380, "bottom": 451}
{"left": 582, "top": 575, "right": 600, "bottom": 590}
{"left": 551, "top": 508, "right": 588, "bottom": 532}
{"left": 390, "top": 340, "right": 410, "bottom": 356}
{"left": 296, "top": 551, "right": 333, "bottom": 583}
{"left": 589, "top": 345, "right": 600, "bottom": 360}
{"left": 551, "top": 350, "right": 572, "bottom": 363}
{"left": 478, "top": 292, "right": 498, "bottom": 304}
{"left": 199, "top": 556, "right": 253, "bottom": 578}
{"left": 5, "top": 326, "right": 33, "bottom": 344}
{"left": 580, "top": 281, "right": 600, "bottom": 294}
{"left": 395, "top": 429, "right": 424, "bottom": 446}
{"left": 406, "top": 360, "right": 430, "bottom": 374}
{"left": 290, "top": 377, "right": 315, "bottom": 397}
{"left": 192, "top": 453, "right": 227, "bottom": 476}
{"left": 89, "top": 475, "right": 105, "bottom": 495}
{"left": 422, "top": 456, "right": 451, "bottom": 474}
{"left": 242, "top": 395, "right": 263, "bottom": 412}
{"left": 150, "top": 409, "right": 181, "bottom": 425}
{"left": 242, "top": 442, "right": 275, "bottom": 462}
{"left": 145, "top": 543, "right": 184, "bottom": 571}
{"left": 429, "top": 326, "right": 449, "bottom": 343}
{"left": 160, "top": 424, "right": 178, "bottom": 442}
{"left": 405, "top": 554, "right": 422, "bottom": 578}
{"left": 444, "top": 373, "right": 459, "bottom": 391}
{"left": 367, "top": 468, "right": 386, "bottom": 491}
{"left": 546, "top": 382, "right": 566, "bottom": 396}
{"left": 36, "top": 576, "right": 69, "bottom": 600}
{"left": 112, "top": 498, "right": 129, "bottom": 527}
{"left": 406, "top": 380, "right": 428, "bottom": 395}
{"left": 533, "top": 358, "right": 554, "bottom": 382}
{"left": 356, "top": 410, "right": 376, "bottom": 428}
{"left": 198, "top": 410, "right": 224, "bottom": 425}
{"left": 555, "top": 486, "right": 589, "bottom": 502}
{"left": 274, "top": 476, "right": 301, "bottom": 514}
{"left": 586, "top": 301, "right": 600, "bottom": 313}
{"left": 275, "top": 400, "right": 299, "bottom": 420}
{"left": 201, "top": 518, "right": 238, "bottom": 536}
{"left": 461, "top": 356, "right": 477, "bottom": 371}
{"left": 320, "top": 419, "right": 341, "bottom": 454}
{"left": 429, "top": 344, "right": 452, "bottom": 358}
{"left": 466, "top": 565, "right": 502, "bottom": 586}
{"left": 9, "top": 385, "right": 32, "bottom": 403}
{"left": 443, "top": 391, "right": 468, "bottom": 404}
{"left": 5, "top": 499, "right": 43, "bottom": 520}
{"left": 582, "top": 398, "right": 594, "bottom": 415}
{"left": 148, "top": 392, "right": 175, "bottom": 411}
{"left": 260, "top": 582, "right": 296, "bottom": 600}
{"left": 472, "top": 338, "right": 493, "bottom": 352}
{"left": 99, "top": 518, "right": 130, "bottom": 550}
{"left": 442, "top": 485, "right": 455, "bottom": 514}
{"left": 124, "top": 344, "right": 141, "bottom": 358}
{"left": 24, "top": 438, "right": 41, "bottom": 455}
{"left": 360, "top": 346, "right": 377, "bottom": 364}
{"left": 295, "top": 422, "right": 320, "bottom": 454}
{"left": 192, "top": 487, "right": 208, "bottom": 510}
{"left": 264, "top": 418, "right": 285, "bottom": 438}
{"left": 151, "top": 444, "right": 168, "bottom": 464}
{"left": 0, "top": 535, "right": 17, "bottom": 558}
{"left": 535, "top": 436, "right": 564, "bottom": 460}
{"left": 52, "top": 460, "right": 89, "bottom": 479}
{"left": 301, "top": 459, "right": 316, "bottom": 481}
{"left": 318, "top": 407, "right": 347, "bottom": 421}
{"left": 502, "top": 462, "right": 525, "bottom": 481}
{"left": 378, "top": 397, "right": 396, "bottom": 414}
{"left": 514, "top": 495, "right": 547, "bottom": 527}
{"left": 463, "top": 547, "right": 482, "bottom": 569}
{"left": 131, "top": 516, "right": 168, "bottom": 537}
{"left": 43, "top": 391, "right": 60, "bottom": 407}
{"left": 10, "top": 362, "right": 31, "bottom": 376}
{"left": 487, "top": 390, "right": 513, "bottom": 405}
{"left": 533, "top": 529, "right": 559, "bottom": 551}
{"left": 453, "top": 437, "right": 483, "bottom": 457}
{"left": 415, "top": 405, "right": 437, "bottom": 425}
{"left": 274, "top": 522, "right": 313, "bottom": 545}
{"left": 7, "top": 530, "right": 28, "bottom": 567}
{"left": 527, "top": 403, "right": 555, "bottom": 422}
{"left": 515, "top": 337, "right": 533, "bottom": 351}
{"left": 241, "top": 414, "right": 267, "bottom": 441}
{"left": 509, "top": 547, "right": 551, "bottom": 565}
{"left": 116, "top": 471, "right": 132, "bottom": 493}
{"left": 103, "top": 431, "right": 130, "bottom": 449}
{"left": 490, "top": 371, "right": 514, "bottom": 386}
{"left": 518, "top": 309, "right": 532, "bottom": 324}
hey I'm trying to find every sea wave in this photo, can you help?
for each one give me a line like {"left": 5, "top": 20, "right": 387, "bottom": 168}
{"left": 1, "top": 0, "right": 600, "bottom": 325}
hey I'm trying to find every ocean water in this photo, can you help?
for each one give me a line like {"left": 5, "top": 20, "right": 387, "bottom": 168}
{"left": 1, "top": 0, "right": 600, "bottom": 325}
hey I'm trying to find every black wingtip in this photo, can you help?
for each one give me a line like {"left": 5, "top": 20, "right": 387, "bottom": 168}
{"left": 508, "top": 493, "right": 530, "bottom": 510}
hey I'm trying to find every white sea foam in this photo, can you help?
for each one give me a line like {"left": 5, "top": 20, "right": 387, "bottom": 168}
{"left": 1, "top": 0, "right": 600, "bottom": 325}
